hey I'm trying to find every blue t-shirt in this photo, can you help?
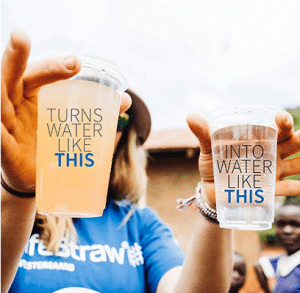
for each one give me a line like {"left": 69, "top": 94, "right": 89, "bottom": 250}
{"left": 269, "top": 256, "right": 300, "bottom": 293}
{"left": 9, "top": 201, "right": 185, "bottom": 293}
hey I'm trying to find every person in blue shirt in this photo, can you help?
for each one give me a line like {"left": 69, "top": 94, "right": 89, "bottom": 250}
{"left": 2, "top": 29, "right": 300, "bottom": 293}
{"left": 254, "top": 199, "right": 300, "bottom": 293}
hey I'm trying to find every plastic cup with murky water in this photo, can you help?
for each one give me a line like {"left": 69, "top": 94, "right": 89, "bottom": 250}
{"left": 36, "top": 57, "right": 127, "bottom": 217}
{"left": 207, "top": 105, "right": 278, "bottom": 230}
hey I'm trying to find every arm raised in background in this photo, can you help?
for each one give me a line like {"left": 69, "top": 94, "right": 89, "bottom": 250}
{"left": 1, "top": 29, "right": 131, "bottom": 293}
{"left": 157, "top": 110, "right": 300, "bottom": 293}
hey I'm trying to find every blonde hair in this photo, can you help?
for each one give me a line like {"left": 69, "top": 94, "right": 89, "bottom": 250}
{"left": 108, "top": 126, "right": 148, "bottom": 203}
{"left": 35, "top": 126, "right": 148, "bottom": 253}
{"left": 35, "top": 214, "right": 76, "bottom": 253}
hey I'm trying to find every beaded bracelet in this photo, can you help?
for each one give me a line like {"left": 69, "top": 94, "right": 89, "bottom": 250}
{"left": 176, "top": 182, "right": 219, "bottom": 224}
{"left": 1, "top": 175, "right": 35, "bottom": 198}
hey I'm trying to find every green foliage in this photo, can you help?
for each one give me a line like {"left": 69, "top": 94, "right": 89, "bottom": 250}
{"left": 259, "top": 224, "right": 278, "bottom": 246}
{"left": 286, "top": 107, "right": 300, "bottom": 131}
{"left": 284, "top": 107, "right": 300, "bottom": 181}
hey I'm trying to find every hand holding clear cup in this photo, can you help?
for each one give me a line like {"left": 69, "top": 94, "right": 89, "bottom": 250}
{"left": 187, "top": 107, "right": 300, "bottom": 230}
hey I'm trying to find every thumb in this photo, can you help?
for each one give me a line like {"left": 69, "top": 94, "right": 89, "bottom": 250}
{"left": 186, "top": 113, "right": 212, "bottom": 154}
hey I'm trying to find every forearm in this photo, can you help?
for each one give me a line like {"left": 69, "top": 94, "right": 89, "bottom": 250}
{"left": 174, "top": 215, "right": 233, "bottom": 293}
{"left": 1, "top": 187, "right": 36, "bottom": 293}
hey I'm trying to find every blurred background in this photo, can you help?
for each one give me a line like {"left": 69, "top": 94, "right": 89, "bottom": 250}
{"left": 2, "top": 1, "right": 300, "bottom": 292}
{"left": 2, "top": 0, "right": 300, "bottom": 131}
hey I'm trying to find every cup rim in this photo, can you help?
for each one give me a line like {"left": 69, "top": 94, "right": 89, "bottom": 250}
{"left": 72, "top": 56, "right": 128, "bottom": 93}
{"left": 206, "top": 104, "right": 278, "bottom": 120}
{"left": 206, "top": 104, "right": 279, "bottom": 133}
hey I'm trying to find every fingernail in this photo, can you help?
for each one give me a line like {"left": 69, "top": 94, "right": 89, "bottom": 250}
{"left": 63, "top": 56, "right": 76, "bottom": 70}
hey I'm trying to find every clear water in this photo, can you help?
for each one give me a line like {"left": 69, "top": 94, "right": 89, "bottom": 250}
{"left": 212, "top": 125, "right": 277, "bottom": 230}
{"left": 218, "top": 206, "right": 273, "bottom": 230}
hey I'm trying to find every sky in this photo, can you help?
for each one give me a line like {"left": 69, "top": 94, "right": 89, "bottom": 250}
{"left": 2, "top": 0, "right": 300, "bottom": 131}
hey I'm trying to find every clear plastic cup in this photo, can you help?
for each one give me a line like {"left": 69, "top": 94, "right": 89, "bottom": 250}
{"left": 207, "top": 105, "right": 278, "bottom": 230}
{"left": 36, "top": 57, "right": 127, "bottom": 217}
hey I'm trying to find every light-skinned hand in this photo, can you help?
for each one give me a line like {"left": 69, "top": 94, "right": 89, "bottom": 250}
{"left": 187, "top": 110, "right": 300, "bottom": 208}
{"left": 1, "top": 29, "right": 131, "bottom": 193}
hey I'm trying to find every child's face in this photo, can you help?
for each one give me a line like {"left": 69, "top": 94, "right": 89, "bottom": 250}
{"left": 230, "top": 255, "right": 246, "bottom": 292}
{"left": 275, "top": 205, "right": 300, "bottom": 255}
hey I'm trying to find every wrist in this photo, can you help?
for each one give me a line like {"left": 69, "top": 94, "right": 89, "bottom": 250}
{"left": 176, "top": 182, "right": 219, "bottom": 224}
{"left": 195, "top": 183, "right": 218, "bottom": 224}
{"left": 199, "top": 183, "right": 216, "bottom": 209}
{"left": 1, "top": 175, "right": 35, "bottom": 198}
